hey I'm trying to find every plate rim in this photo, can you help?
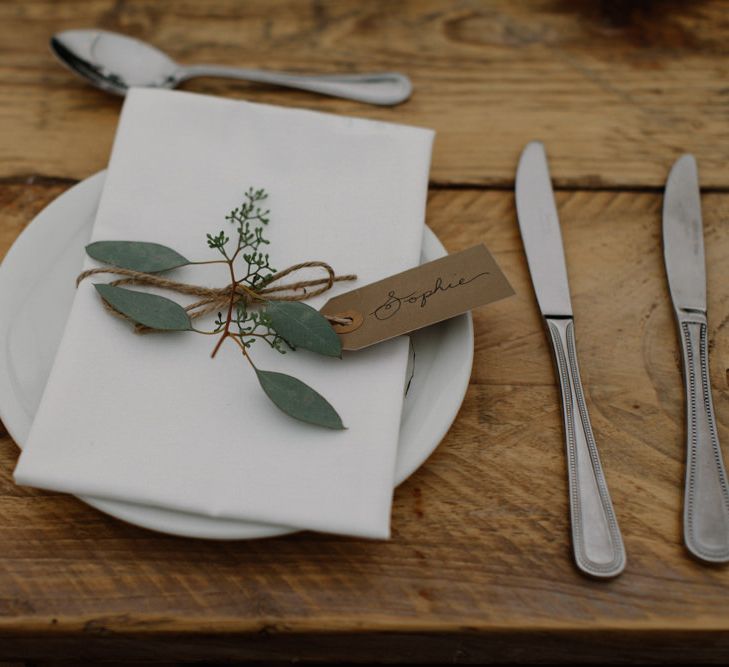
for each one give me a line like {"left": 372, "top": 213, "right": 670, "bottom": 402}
{"left": 0, "top": 172, "right": 473, "bottom": 540}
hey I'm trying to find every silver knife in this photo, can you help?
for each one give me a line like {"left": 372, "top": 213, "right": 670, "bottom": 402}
{"left": 515, "top": 141, "right": 626, "bottom": 578}
{"left": 663, "top": 154, "right": 729, "bottom": 563}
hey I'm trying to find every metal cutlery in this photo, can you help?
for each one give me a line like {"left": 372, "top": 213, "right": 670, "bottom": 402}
{"left": 50, "top": 29, "right": 412, "bottom": 106}
{"left": 663, "top": 154, "right": 729, "bottom": 563}
{"left": 515, "top": 141, "right": 626, "bottom": 578}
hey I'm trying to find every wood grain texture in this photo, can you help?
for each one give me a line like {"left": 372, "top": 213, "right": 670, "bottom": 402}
{"left": 4, "top": 0, "right": 729, "bottom": 661}
{"left": 2, "top": 0, "right": 729, "bottom": 187}
{"left": 2, "top": 184, "right": 729, "bottom": 661}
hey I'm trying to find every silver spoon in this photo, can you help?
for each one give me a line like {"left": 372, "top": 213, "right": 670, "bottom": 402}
{"left": 50, "top": 30, "right": 412, "bottom": 106}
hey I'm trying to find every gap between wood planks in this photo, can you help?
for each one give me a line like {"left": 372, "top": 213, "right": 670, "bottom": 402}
{"left": 5, "top": 174, "right": 729, "bottom": 195}
{"left": 428, "top": 182, "right": 729, "bottom": 194}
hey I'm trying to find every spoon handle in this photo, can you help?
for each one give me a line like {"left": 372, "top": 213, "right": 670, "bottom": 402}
{"left": 179, "top": 65, "right": 412, "bottom": 106}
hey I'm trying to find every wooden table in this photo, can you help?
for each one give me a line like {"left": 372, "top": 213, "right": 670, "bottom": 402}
{"left": 2, "top": 1, "right": 729, "bottom": 663}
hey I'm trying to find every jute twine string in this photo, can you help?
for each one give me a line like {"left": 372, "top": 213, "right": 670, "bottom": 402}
{"left": 76, "top": 261, "right": 356, "bottom": 332}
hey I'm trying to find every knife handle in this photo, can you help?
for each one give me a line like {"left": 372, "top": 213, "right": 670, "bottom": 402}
{"left": 545, "top": 317, "right": 626, "bottom": 578}
{"left": 676, "top": 312, "right": 729, "bottom": 562}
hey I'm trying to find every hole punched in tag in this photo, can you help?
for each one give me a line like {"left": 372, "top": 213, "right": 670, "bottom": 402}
{"left": 328, "top": 309, "right": 363, "bottom": 334}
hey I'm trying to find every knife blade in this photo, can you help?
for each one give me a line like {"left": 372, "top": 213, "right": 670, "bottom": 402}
{"left": 663, "top": 154, "right": 729, "bottom": 563}
{"left": 664, "top": 155, "right": 706, "bottom": 314}
{"left": 515, "top": 141, "right": 572, "bottom": 318}
{"left": 516, "top": 141, "right": 626, "bottom": 578}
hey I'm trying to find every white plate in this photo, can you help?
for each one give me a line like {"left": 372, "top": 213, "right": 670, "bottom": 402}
{"left": 0, "top": 172, "right": 473, "bottom": 539}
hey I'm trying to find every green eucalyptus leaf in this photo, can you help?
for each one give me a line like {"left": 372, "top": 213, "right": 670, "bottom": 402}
{"left": 255, "top": 368, "right": 344, "bottom": 430}
{"left": 86, "top": 241, "right": 190, "bottom": 273}
{"left": 266, "top": 301, "right": 341, "bottom": 357}
{"left": 94, "top": 284, "right": 192, "bottom": 331}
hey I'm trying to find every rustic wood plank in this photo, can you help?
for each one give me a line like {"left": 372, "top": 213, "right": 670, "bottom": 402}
{"left": 1, "top": 183, "right": 729, "bottom": 661}
{"left": 2, "top": 0, "right": 729, "bottom": 188}
{"left": 3, "top": 631, "right": 729, "bottom": 664}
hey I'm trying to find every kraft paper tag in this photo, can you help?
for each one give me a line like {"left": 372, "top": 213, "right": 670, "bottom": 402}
{"left": 320, "top": 244, "right": 513, "bottom": 350}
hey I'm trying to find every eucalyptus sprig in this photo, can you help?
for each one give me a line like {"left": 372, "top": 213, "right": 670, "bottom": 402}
{"left": 85, "top": 188, "right": 345, "bottom": 430}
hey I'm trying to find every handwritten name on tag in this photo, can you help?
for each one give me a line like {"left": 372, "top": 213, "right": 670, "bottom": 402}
{"left": 320, "top": 244, "right": 513, "bottom": 350}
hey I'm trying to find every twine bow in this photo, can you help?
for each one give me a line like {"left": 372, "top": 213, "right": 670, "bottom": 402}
{"left": 77, "top": 261, "right": 356, "bottom": 332}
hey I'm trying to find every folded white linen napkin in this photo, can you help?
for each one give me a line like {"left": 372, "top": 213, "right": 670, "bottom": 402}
{"left": 14, "top": 88, "right": 434, "bottom": 538}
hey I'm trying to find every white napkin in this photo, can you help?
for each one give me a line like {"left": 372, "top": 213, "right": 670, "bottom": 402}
{"left": 14, "top": 88, "right": 434, "bottom": 538}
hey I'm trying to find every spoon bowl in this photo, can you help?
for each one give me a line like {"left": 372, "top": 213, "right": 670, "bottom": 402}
{"left": 51, "top": 30, "right": 181, "bottom": 95}
{"left": 50, "top": 30, "right": 412, "bottom": 106}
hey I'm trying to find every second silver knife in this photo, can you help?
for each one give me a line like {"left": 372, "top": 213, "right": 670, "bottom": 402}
{"left": 663, "top": 154, "right": 729, "bottom": 563}
{"left": 515, "top": 141, "right": 626, "bottom": 578}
